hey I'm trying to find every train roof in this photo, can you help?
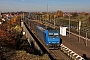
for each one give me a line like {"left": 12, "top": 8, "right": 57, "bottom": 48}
{"left": 36, "top": 25, "right": 58, "bottom": 32}
{"left": 48, "top": 30, "right": 59, "bottom": 33}
{"left": 36, "top": 25, "right": 45, "bottom": 31}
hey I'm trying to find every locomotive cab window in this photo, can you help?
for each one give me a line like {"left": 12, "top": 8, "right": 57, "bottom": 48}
{"left": 49, "top": 33, "right": 53, "bottom": 37}
{"left": 54, "top": 33, "right": 59, "bottom": 37}
{"left": 49, "top": 33, "right": 59, "bottom": 37}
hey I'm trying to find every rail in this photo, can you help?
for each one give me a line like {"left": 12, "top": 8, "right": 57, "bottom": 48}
{"left": 33, "top": 20, "right": 86, "bottom": 60}
{"left": 23, "top": 21, "right": 72, "bottom": 60}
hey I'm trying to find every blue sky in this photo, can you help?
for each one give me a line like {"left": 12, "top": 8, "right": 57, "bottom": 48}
{"left": 0, "top": 0, "right": 90, "bottom": 12}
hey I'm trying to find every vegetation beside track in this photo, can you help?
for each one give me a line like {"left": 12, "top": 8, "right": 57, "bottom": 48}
{"left": 0, "top": 16, "right": 50, "bottom": 60}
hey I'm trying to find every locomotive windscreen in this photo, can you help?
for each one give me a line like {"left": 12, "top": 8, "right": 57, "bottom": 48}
{"left": 49, "top": 32, "right": 59, "bottom": 37}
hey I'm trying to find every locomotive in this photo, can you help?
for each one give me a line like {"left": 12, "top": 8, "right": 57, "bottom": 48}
{"left": 24, "top": 19, "right": 61, "bottom": 49}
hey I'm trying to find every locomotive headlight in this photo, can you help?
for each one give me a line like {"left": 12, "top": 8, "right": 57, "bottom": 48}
{"left": 53, "top": 38, "right": 55, "bottom": 39}
{"left": 49, "top": 42, "right": 51, "bottom": 43}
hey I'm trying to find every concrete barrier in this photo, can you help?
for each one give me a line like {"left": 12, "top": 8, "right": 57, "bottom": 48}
{"left": 60, "top": 44, "right": 85, "bottom": 60}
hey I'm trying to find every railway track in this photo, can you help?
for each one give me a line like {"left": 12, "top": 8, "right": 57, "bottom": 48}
{"left": 25, "top": 22, "right": 69, "bottom": 59}
{"left": 31, "top": 28, "right": 71, "bottom": 60}
{"left": 49, "top": 49, "right": 71, "bottom": 60}
{"left": 23, "top": 20, "right": 72, "bottom": 60}
{"left": 31, "top": 29, "right": 72, "bottom": 60}
{"left": 30, "top": 20, "right": 85, "bottom": 60}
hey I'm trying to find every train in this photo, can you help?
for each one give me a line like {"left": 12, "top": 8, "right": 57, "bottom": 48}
{"left": 24, "top": 19, "right": 62, "bottom": 49}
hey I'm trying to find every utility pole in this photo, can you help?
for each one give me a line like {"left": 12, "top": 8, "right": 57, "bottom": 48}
{"left": 78, "top": 20, "right": 81, "bottom": 43}
{"left": 23, "top": 12, "right": 24, "bottom": 20}
{"left": 85, "top": 29, "right": 88, "bottom": 46}
{"left": 46, "top": 4, "right": 48, "bottom": 29}
{"left": 0, "top": 11, "right": 1, "bottom": 17}
{"left": 54, "top": 15, "right": 56, "bottom": 29}
{"left": 85, "top": 32, "right": 87, "bottom": 46}
{"left": 69, "top": 13, "right": 70, "bottom": 37}
{"left": 47, "top": 4, "right": 48, "bottom": 20}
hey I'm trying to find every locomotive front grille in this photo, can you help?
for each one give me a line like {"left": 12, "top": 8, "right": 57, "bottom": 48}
{"left": 48, "top": 44, "right": 60, "bottom": 49}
